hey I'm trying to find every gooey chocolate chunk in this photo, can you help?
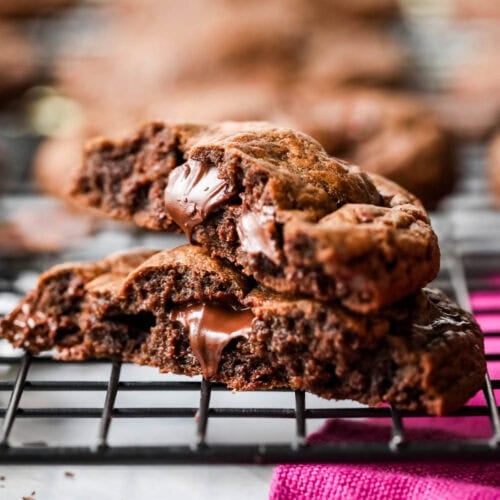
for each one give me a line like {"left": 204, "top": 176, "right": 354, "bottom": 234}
{"left": 164, "top": 159, "right": 237, "bottom": 240}
{"left": 171, "top": 303, "right": 253, "bottom": 379}
{"left": 237, "top": 206, "right": 282, "bottom": 265}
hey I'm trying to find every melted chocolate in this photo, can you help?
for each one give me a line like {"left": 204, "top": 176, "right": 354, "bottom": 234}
{"left": 164, "top": 159, "right": 237, "bottom": 240}
{"left": 171, "top": 304, "right": 253, "bottom": 379}
{"left": 236, "top": 206, "right": 281, "bottom": 265}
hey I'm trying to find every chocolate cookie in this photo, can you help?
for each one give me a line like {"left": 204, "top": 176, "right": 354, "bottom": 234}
{"left": 488, "top": 133, "right": 500, "bottom": 208}
{"left": 0, "top": 246, "right": 485, "bottom": 415}
{"left": 71, "top": 121, "right": 440, "bottom": 312}
{"left": 284, "top": 89, "right": 454, "bottom": 207}
{"left": 0, "top": 22, "right": 38, "bottom": 99}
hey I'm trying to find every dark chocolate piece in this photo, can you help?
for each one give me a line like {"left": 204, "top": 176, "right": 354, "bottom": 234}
{"left": 71, "top": 121, "right": 440, "bottom": 312}
{"left": 0, "top": 246, "right": 486, "bottom": 416}
{"left": 171, "top": 304, "right": 252, "bottom": 379}
{"left": 164, "top": 159, "right": 238, "bottom": 240}
{"left": 237, "top": 206, "right": 281, "bottom": 265}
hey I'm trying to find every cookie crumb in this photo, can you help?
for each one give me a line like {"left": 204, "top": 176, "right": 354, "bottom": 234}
{"left": 22, "top": 497, "right": 34, "bottom": 500}
{"left": 64, "top": 471, "right": 75, "bottom": 478}
{"left": 0, "top": 476, "right": 4, "bottom": 480}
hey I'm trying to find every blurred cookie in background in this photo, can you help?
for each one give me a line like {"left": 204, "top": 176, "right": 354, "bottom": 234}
{"left": 32, "top": 135, "right": 82, "bottom": 199}
{"left": 489, "top": 132, "right": 500, "bottom": 208}
{"left": 306, "top": 0, "right": 400, "bottom": 20}
{"left": 148, "top": 78, "right": 283, "bottom": 124}
{"left": 53, "top": 55, "right": 142, "bottom": 135}
{"left": 51, "top": 0, "right": 302, "bottom": 134}
{"left": 116, "top": 0, "right": 400, "bottom": 26}
{"left": 132, "top": 1, "right": 303, "bottom": 84}
{"left": 282, "top": 89, "right": 454, "bottom": 208}
{"left": 428, "top": 95, "right": 500, "bottom": 141}
{"left": 50, "top": 0, "right": 406, "bottom": 138}
{"left": 0, "top": 22, "right": 39, "bottom": 100}
{"left": 0, "top": 202, "right": 96, "bottom": 256}
{"left": 447, "top": 37, "right": 500, "bottom": 101}
{"left": 451, "top": 0, "right": 500, "bottom": 19}
{"left": 0, "top": 0, "right": 79, "bottom": 17}
{"left": 433, "top": 29, "right": 500, "bottom": 139}
{"left": 299, "top": 24, "right": 407, "bottom": 88}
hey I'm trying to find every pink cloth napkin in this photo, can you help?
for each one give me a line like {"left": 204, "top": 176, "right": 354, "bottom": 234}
{"left": 270, "top": 418, "right": 500, "bottom": 500}
{"left": 270, "top": 292, "right": 500, "bottom": 500}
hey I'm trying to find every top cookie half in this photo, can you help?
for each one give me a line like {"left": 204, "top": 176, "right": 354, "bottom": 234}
{"left": 70, "top": 121, "right": 440, "bottom": 312}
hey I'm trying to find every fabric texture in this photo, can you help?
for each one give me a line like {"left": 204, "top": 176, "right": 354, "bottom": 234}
{"left": 270, "top": 293, "right": 500, "bottom": 500}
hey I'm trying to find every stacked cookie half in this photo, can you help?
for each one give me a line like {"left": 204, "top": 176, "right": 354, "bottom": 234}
{"left": 1, "top": 122, "right": 485, "bottom": 415}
